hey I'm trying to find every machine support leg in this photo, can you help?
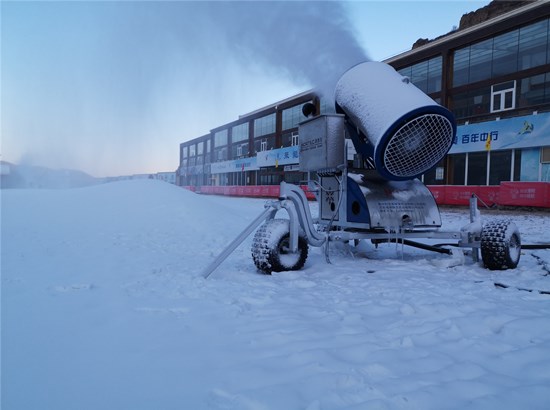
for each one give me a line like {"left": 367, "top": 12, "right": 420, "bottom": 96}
{"left": 470, "top": 194, "right": 480, "bottom": 263}
{"left": 284, "top": 200, "right": 300, "bottom": 253}
{"left": 202, "top": 207, "right": 276, "bottom": 279}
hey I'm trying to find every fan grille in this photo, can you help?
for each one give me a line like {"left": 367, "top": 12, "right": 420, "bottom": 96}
{"left": 383, "top": 114, "right": 454, "bottom": 178}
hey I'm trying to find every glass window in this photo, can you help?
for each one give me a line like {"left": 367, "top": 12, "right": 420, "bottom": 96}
{"left": 206, "top": 139, "right": 211, "bottom": 153}
{"left": 283, "top": 103, "right": 310, "bottom": 130}
{"left": 282, "top": 132, "right": 292, "bottom": 147}
{"left": 259, "top": 171, "right": 283, "bottom": 186}
{"left": 450, "top": 87, "right": 491, "bottom": 119}
{"left": 448, "top": 154, "right": 466, "bottom": 185}
{"left": 423, "top": 159, "right": 445, "bottom": 185}
{"left": 232, "top": 142, "right": 249, "bottom": 158}
{"left": 489, "top": 150, "right": 512, "bottom": 185}
{"left": 215, "top": 147, "right": 227, "bottom": 162}
{"left": 453, "top": 20, "right": 550, "bottom": 87}
{"left": 491, "top": 80, "right": 516, "bottom": 112}
{"left": 453, "top": 47, "right": 470, "bottom": 87}
{"left": 254, "top": 136, "right": 276, "bottom": 153}
{"left": 197, "top": 142, "right": 204, "bottom": 155}
{"left": 519, "top": 19, "right": 549, "bottom": 70}
{"left": 514, "top": 149, "right": 522, "bottom": 181}
{"left": 254, "top": 113, "right": 276, "bottom": 137}
{"left": 232, "top": 122, "right": 249, "bottom": 142}
{"left": 214, "top": 129, "right": 228, "bottom": 147}
{"left": 450, "top": 91, "right": 470, "bottom": 119}
{"left": 398, "top": 56, "right": 442, "bottom": 94}
{"left": 471, "top": 87, "right": 491, "bottom": 116}
{"left": 427, "top": 56, "right": 442, "bottom": 94}
{"left": 181, "top": 146, "right": 188, "bottom": 158}
{"left": 467, "top": 152, "right": 488, "bottom": 185}
{"left": 282, "top": 131, "right": 299, "bottom": 147}
{"left": 398, "top": 66, "right": 412, "bottom": 79}
{"left": 411, "top": 60, "right": 428, "bottom": 93}
{"left": 189, "top": 144, "right": 196, "bottom": 157}
{"left": 284, "top": 171, "right": 307, "bottom": 185}
{"left": 469, "top": 38, "right": 493, "bottom": 83}
{"left": 492, "top": 30, "right": 519, "bottom": 77}
{"left": 519, "top": 74, "right": 547, "bottom": 106}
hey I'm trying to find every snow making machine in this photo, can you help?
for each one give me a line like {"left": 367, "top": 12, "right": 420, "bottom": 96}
{"left": 202, "top": 62, "right": 521, "bottom": 278}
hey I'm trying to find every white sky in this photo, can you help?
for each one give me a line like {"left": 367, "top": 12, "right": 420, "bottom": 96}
{"left": 1, "top": 0, "right": 490, "bottom": 177}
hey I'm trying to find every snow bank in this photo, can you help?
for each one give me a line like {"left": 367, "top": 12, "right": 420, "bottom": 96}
{"left": 1, "top": 163, "right": 100, "bottom": 189}
{"left": 3, "top": 180, "right": 550, "bottom": 409}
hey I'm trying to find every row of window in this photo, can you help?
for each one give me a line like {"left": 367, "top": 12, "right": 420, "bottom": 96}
{"left": 453, "top": 18, "right": 550, "bottom": 87}
{"left": 398, "top": 56, "right": 442, "bottom": 94}
{"left": 183, "top": 134, "right": 300, "bottom": 164}
{"left": 182, "top": 148, "right": 530, "bottom": 187}
{"left": 253, "top": 113, "right": 275, "bottom": 138}
{"left": 423, "top": 150, "right": 522, "bottom": 186}
{"left": 181, "top": 14, "right": 550, "bottom": 187}
{"left": 434, "top": 147, "right": 549, "bottom": 185}
{"left": 183, "top": 144, "right": 548, "bottom": 186}
{"left": 214, "top": 124, "right": 250, "bottom": 145}
{"left": 181, "top": 101, "right": 312, "bottom": 159}
{"left": 182, "top": 170, "right": 307, "bottom": 187}
{"left": 450, "top": 72, "right": 550, "bottom": 119}
{"left": 398, "top": 17, "right": 550, "bottom": 97}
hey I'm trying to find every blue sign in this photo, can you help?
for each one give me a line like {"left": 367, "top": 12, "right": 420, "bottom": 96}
{"left": 210, "top": 157, "right": 259, "bottom": 174}
{"left": 256, "top": 146, "right": 300, "bottom": 168}
{"left": 450, "top": 112, "right": 550, "bottom": 154}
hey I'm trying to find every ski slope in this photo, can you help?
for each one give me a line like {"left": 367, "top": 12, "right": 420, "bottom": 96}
{"left": 3, "top": 179, "right": 550, "bottom": 409}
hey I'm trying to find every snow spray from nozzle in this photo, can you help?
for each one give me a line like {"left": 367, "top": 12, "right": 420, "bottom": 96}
{"left": 334, "top": 62, "right": 457, "bottom": 181}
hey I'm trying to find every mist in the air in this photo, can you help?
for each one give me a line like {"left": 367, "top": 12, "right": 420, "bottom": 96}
{"left": 2, "top": 1, "right": 368, "bottom": 177}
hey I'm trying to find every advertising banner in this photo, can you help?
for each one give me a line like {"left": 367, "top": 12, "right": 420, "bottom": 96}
{"left": 450, "top": 112, "right": 550, "bottom": 154}
{"left": 256, "top": 146, "right": 300, "bottom": 168}
{"left": 210, "top": 157, "right": 259, "bottom": 174}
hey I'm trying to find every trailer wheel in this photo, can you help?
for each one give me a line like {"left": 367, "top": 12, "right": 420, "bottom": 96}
{"left": 251, "top": 219, "right": 308, "bottom": 274}
{"left": 481, "top": 220, "right": 521, "bottom": 270}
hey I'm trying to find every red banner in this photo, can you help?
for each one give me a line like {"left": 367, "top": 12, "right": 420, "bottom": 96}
{"left": 499, "top": 182, "right": 550, "bottom": 207}
{"left": 183, "top": 183, "right": 549, "bottom": 207}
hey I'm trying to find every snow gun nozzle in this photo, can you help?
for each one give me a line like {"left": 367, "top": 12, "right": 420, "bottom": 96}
{"left": 334, "top": 62, "right": 457, "bottom": 181}
{"left": 302, "top": 102, "right": 317, "bottom": 119}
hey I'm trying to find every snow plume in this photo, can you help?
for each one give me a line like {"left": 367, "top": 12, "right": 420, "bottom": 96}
{"left": 210, "top": 1, "right": 369, "bottom": 99}
{"left": 2, "top": 1, "right": 368, "bottom": 177}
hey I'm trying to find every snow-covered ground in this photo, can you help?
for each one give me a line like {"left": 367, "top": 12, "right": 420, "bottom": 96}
{"left": 3, "top": 180, "right": 550, "bottom": 410}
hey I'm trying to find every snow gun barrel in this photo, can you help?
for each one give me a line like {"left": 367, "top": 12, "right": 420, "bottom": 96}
{"left": 334, "top": 62, "right": 457, "bottom": 181}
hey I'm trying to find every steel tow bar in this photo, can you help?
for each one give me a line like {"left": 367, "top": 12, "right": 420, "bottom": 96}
{"left": 202, "top": 206, "right": 277, "bottom": 279}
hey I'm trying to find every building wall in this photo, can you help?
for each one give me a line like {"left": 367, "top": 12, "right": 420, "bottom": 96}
{"left": 178, "top": 92, "right": 320, "bottom": 187}
{"left": 388, "top": 2, "right": 550, "bottom": 187}
{"left": 178, "top": 1, "right": 550, "bottom": 189}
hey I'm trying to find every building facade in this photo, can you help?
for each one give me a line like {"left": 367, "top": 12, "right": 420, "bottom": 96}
{"left": 388, "top": 0, "right": 550, "bottom": 186}
{"left": 178, "top": 1, "right": 550, "bottom": 189}
{"left": 178, "top": 91, "right": 327, "bottom": 188}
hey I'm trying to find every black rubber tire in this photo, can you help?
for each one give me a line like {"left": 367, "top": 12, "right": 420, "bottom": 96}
{"left": 251, "top": 219, "right": 308, "bottom": 274}
{"left": 481, "top": 220, "right": 521, "bottom": 270}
